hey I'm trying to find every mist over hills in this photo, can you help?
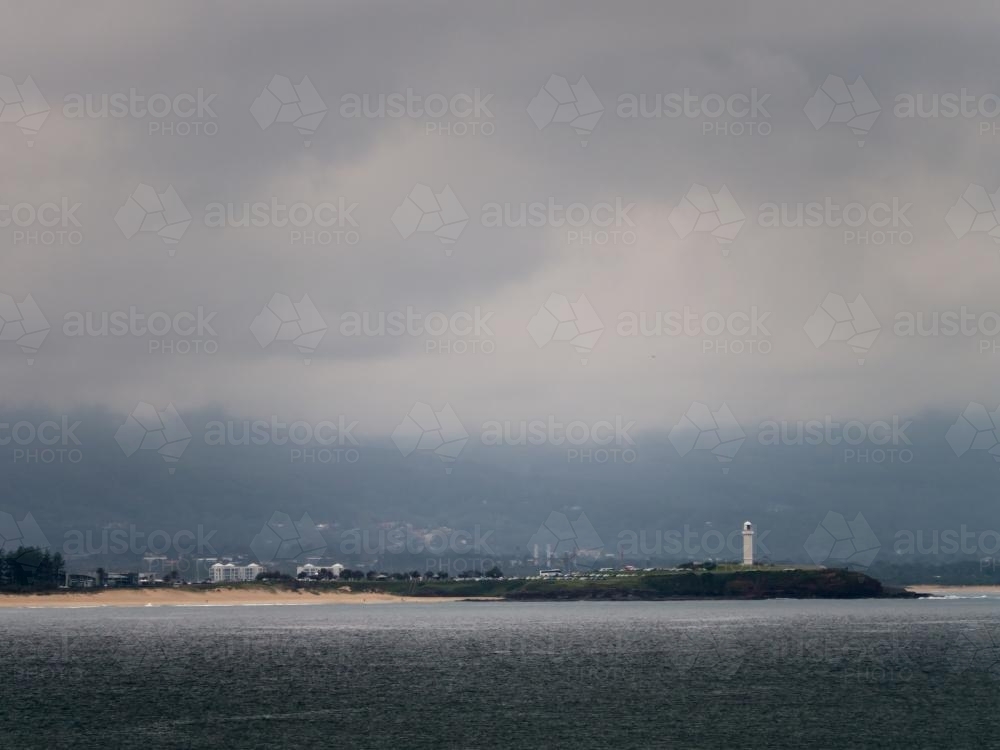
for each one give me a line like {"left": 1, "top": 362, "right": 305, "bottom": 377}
{"left": 2, "top": 405, "right": 997, "bottom": 571}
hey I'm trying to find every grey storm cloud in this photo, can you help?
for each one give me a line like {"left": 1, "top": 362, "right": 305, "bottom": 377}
{"left": 1, "top": 0, "right": 1000, "bottom": 437}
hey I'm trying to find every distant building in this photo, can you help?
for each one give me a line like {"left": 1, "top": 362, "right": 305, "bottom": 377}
{"left": 296, "top": 563, "right": 344, "bottom": 579}
{"left": 210, "top": 562, "right": 264, "bottom": 583}
{"left": 104, "top": 572, "right": 139, "bottom": 587}
{"left": 742, "top": 521, "right": 754, "bottom": 566}
{"left": 65, "top": 573, "right": 96, "bottom": 589}
{"left": 539, "top": 569, "right": 562, "bottom": 579}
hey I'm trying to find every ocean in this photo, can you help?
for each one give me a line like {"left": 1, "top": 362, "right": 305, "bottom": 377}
{"left": 1, "top": 598, "right": 998, "bottom": 748}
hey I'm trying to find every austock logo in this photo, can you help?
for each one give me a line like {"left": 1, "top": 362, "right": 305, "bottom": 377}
{"left": 527, "top": 74, "right": 603, "bottom": 146}
{"left": 203, "top": 197, "right": 360, "bottom": 246}
{"left": 668, "top": 184, "right": 745, "bottom": 253}
{"left": 0, "top": 512, "right": 50, "bottom": 557}
{"left": 250, "top": 75, "right": 326, "bottom": 146}
{"left": 527, "top": 293, "right": 604, "bottom": 365}
{"left": 339, "top": 88, "right": 494, "bottom": 136}
{"left": 757, "top": 197, "right": 913, "bottom": 246}
{"left": 2, "top": 417, "right": 83, "bottom": 465}
{"left": 527, "top": 511, "right": 604, "bottom": 569}
{"left": 114, "top": 402, "right": 191, "bottom": 473}
{"left": 481, "top": 416, "right": 637, "bottom": 465}
{"left": 203, "top": 416, "right": 360, "bottom": 466}
{"left": 391, "top": 184, "right": 468, "bottom": 250}
{"left": 894, "top": 90, "right": 1000, "bottom": 139}
{"left": 63, "top": 88, "right": 218, "bottom": 137}
{"left": 0, "top": 511, "right": 52, "bottom": 574}
{"left": 804, "top": 74, "right": 880, "bottom": 146}
{"left": 250, "top": 511, "right": 327, "bottom": 564}
{"left": 616, "top": 88, "right": 771, "bottom": 137}
{"left": 804, "top": 511, "right": 880, "bottom": 570}
{"left": 945, "top": 624, "right": 1000, "bottom": 681}
{"left": 0, "top": 75, "right": 49, "bottom": 146}
{"left": 945, "top": 185, "right": 1000, "bottom": 246}
{"left": 63, "top": 307, "right": 218, "bottom": 356}
{"left": 250, "top": 293, "right": 327, "bottom": 364}
{"left": 617, "top": 525, "right": 771, "bottom": 559}
{"left": 803, "top": 293, "right": 880, "bottom": 365}
{"left": 0, "top": 292, "right": 49, "bottom": 364}
{"left": 757, "top": 416, "right": 913, "bottom": 464}
{"left": 946, "top": 403, "right": 1000, "bottom": 467}
{"left": 1, "top": 198, "right": 84, "bottom": 247}
{"left": 616, "top": 306, "right": 772, "bottom": 356}
{"left": 338, "top": 307, "right": 495, "bottom": 356}
{"left": 480, "top": 198, "right": 635, "bottom": 229}
{"left": 114, "top": 184, "right": 192, "bottom": 252}
{"left": 669, "top": 402, "right": 745, "bottom": 474}
{"left": 392, "top": 403, "right": 468, "bottom": 473}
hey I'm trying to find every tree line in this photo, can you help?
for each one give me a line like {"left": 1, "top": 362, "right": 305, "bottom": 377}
{"left": 0, "top": 547, "right": 66, "bottom": 591}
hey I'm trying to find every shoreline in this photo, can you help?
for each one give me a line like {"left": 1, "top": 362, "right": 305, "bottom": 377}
{"left": 0, "top": 588, "right": 490, "bottom": 608}
{"left": 905, "top": 584, "right": 1000, "bottom": 596}
{"left": 2, "top": 577, "right": 993, "bottom": 609}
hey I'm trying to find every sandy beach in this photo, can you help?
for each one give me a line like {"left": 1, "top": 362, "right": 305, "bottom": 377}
{"left": 0, "top": 587, "right": 488, "bottom": 608}
{"left": 906, "top": 585, "right": 1000, "bottom": 596}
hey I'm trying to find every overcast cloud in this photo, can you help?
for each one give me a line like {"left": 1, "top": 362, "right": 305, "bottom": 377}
{"left": 2, "top": 0, "right": 1000, "bottom": 443}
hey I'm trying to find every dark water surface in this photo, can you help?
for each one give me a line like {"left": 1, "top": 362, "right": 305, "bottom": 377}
{"left": 1, "top": 599, "right": 999, "bottom": 749}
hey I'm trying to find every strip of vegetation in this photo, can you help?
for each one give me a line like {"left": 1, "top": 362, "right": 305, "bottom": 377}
{"left": 254, "top": 567, "right": 918, "bottom": 600}
{"left": 0, "top": 549, "right": 919, "bottom": 600}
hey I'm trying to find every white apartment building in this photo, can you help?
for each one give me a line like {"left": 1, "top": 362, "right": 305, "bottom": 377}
{"left": 210, "top": 562, "right": 264, "bottom": 583}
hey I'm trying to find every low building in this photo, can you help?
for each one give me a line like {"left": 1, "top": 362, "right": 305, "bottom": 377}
{"left": 104, "top": 572, "right": 139, "bottom": 587}
{"left": 296, "top": 563, "right": 344, "bottom": 579}
{"left": 65, "top": 573, "right": 97, "bottom": 589}
{"left": 210, "top": 562, "right": 264, "bottom": 583}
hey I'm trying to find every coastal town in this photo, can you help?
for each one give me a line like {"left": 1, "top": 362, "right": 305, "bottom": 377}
{"left": 1, "top": 523, "right": 843, "bottom": 597}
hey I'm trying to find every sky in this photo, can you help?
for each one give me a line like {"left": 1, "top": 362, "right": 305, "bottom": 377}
{"left": 2, "top": 3, "right": 1000, "bottom": 554}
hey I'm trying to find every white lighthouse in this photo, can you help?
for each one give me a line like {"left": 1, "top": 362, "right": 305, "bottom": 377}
{"left": 742, "top": 521, "right": 754, "bottom": 566}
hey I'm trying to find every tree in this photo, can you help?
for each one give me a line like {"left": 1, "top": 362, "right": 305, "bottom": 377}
{"left": 0, "top": 547, "right": 67, "bottom": 590}
{"left": 485, "top": 566, "right": 503, "bottom": 579}
{"left": 96, "top": 567, "right": 106, "bottom": 587}
{"left": 52, "top": 553, "right": 66, "bottom": 585}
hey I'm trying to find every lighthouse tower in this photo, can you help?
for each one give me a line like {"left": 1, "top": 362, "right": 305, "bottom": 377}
{"left": 742, "top": 521, "right": 754, "bottom": 566}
